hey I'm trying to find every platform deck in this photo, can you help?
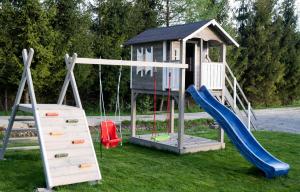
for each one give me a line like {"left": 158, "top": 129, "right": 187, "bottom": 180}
{"left": 130, "top": 133, "right": 225, "bottom": 154}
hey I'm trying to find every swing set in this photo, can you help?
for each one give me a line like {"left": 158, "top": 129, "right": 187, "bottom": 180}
{"left": 151, "top": 69, "right": 172, "bottom": 142}
{"left": 98, "top": 65, "right": 123, "bottom": 151}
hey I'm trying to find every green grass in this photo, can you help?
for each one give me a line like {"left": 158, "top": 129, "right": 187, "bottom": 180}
{"left": 0, "top": 120, "right": 299, "bottom": 192}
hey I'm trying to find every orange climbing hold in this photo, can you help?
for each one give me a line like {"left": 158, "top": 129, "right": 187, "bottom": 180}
{"left": 79, "top": 163, "right": 92, "bottom": 168}
{"left": 45, "top": 112, "right": 59, "bottom": 117}
{"left": 72, "top": 139, "right": 85, "bottom": 144}
{"left": 49, "top": 131, "right": 64, "bottom": 136}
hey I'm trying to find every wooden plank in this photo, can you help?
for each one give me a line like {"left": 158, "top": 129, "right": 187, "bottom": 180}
{"left": 51, "top": 172, "right": 100, "bottom": 187}
{"left": 7, "top": 146, "right": 39, "bottom": 151}
{"left": 50, "top": 163, "right": 98, "bottom": 177}
{"left": 10, "top": 137, "right": 38, "bottom": 141}
{"left": 76, "top": 58, "right": 188, "bottom": 69}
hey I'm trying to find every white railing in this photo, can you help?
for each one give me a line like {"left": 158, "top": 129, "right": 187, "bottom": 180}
{"left": 163, "top": 60, "right": 180, "bottom": 90}
{"left": 201, "top": 62, "right": 223, "bottom": 90}
{"left": 225, "top": 63, "right": 257, "bottom": 130}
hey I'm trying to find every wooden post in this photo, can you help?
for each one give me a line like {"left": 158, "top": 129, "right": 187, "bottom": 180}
{"left": 131, "top": 90, "right": 137, "bottom": 137}
{"left": 170, "top": 99, "right": 175, "bottom": 133}
{"left": 219, "top": 44, "right": 226, "bottom": 146}
{"left": 178, "top": 40, "right": 186, "bottom": 151}
{"left": 248, "top": 102, "right": 251, "bottom": 131}
{"left": 199, "top": 39, "right": 203, "bottom": 86}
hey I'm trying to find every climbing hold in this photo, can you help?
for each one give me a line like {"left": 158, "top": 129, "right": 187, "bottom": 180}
{"left": 54, "top": 153, "right": 68, "bottom": 158}
{"left": 49, "top": 131, "right": 64, "bottom": 136}
{"left": 46, "top": 112, "right": 59, "bottom": 117}
{"left": 79, "top": 163, "right": 92, "bottom": 168}
{"left": 72, "top": 139, "right": 85, "bottom": 144}
{"left": 66, "top": 119, "right": 79, "bottom": 123}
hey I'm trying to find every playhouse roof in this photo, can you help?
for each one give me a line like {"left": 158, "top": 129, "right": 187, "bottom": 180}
{"left": 125, "top": 19, "right": 239, "bottom": 47}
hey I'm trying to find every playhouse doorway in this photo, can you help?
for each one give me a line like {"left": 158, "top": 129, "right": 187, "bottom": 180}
{"left": 185, "top": 43, "right": 195, "bottom": 87}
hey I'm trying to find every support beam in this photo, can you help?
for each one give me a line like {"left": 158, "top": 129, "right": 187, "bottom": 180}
{"left": 58, "top": 54, "right": 82, "bottom": 108}
{"left": 178, "top": 40, "right": 186, "bottom": 151}
{"left": 0, "top": 49, "right": 34, "bottom": 160}
{"left": 131, "top": 91, "right": 137, "bottom": 137}
{"left": 75, "top": 58, "right": 188, "bottom": 69}
{"left": 219, "top": 44, "right": 226, "bottom": 146}
{"left": 170, "top": 99, "right": 175, "bottom": 133}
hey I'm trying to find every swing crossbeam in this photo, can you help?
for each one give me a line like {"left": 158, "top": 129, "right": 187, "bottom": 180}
{"left": 75, "top": 58, "right": 188, "bottom": 69}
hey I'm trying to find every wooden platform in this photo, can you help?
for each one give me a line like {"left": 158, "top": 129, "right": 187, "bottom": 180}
{"left": 130, "top": 133, "right": 225, "bottom": 154}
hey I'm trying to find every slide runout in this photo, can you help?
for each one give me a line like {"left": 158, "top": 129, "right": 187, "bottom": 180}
{"left": 187, "top": 85, "right": 289, "bottom": 178}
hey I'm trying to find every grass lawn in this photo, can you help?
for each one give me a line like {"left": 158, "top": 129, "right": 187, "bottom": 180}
{"left": 0, "top": 120, "right": 299, "bottom": 192}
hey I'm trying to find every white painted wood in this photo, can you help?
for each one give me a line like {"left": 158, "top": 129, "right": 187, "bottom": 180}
{"left": 130, "top": 45, "right": 133, "bottom": 89}
{"left": 170, "top": 99, "right": 175, "bottom": 133}
{"left": 183, "top": 19, "right": 239, "bottom": 47}
{"left": 145, "top": 46, "right": 153, "bottom": 76}
{"left": 201, "top": 62, "right": 223, "bottom": 89}
{"left": 234, "top": 77, "right": 237, "bottom": 108}
{"left": 248, "top": 102, "right": 251, "bottom": 131}
{"left": 7, "top": 146, "right": 40, "bottom": 151}
{"left": 162, "top": 41, "right": 167, "bottom": 90}
{"left": 131, "top": 91, "right": 137, "bottom": 137}
{"left": 51, "top": 172, "right": 99, "bottom": 187}
{"left": 178, "top": 40, "right": 186, "bottom": 150}
{"left": 0, "top": 49, "right": 34, "bottom": 159}
{"left": 50, "top": 164, "right": 98, "bottom": 177}
{"left": 57, "top": 54, "right": 83, "bottom": 108}
{"left": 2, "top": 49, "right": 101, "bottom": 190}
{"left": 75, "top": 58, "right": 188, "bottom": 69}
{"left": 136, "top": 47, "right": 144, "bottom": 76}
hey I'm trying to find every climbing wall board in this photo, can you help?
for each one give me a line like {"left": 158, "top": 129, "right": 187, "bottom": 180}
{"left": 25, "top": 104, "right": 101, "bottom": 188}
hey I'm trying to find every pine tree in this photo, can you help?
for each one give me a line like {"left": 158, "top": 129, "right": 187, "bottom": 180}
{"left": 235, "top": 0, "right": 285, "bottom": 106}
{"left": 0, "top": 0, "right": 57, "bottom": 105}
{"left": 93, "top": 0, "right": 161, "bottom": 110}
{"left": 278, "top": 0, "right": 300, "bottom": 104}
{"left": 184, "top": 0, "right": 230, "bottom": 24}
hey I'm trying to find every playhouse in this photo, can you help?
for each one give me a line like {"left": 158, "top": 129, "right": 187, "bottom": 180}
{"left": 126, "top": 19, "right": 256, "bottom": 154}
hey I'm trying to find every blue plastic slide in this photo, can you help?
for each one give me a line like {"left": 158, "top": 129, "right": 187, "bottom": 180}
{"left": 187, "top": 85, "right": 290, "bottom": 178}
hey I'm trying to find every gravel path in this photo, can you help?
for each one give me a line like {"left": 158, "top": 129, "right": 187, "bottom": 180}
{"left": 0, "top": 107, "right": 299, "bottom": 134}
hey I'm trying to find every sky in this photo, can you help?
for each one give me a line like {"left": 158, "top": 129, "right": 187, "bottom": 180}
{"left": 296, "top": 0, "right": 300, "bottom": 29}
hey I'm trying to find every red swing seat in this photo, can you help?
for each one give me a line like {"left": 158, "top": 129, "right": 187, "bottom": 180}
{"left": 100, "top": 120, "right": 122, "bottom": 149}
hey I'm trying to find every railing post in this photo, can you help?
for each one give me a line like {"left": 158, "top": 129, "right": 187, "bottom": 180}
{"left": 248, "top": 102, "right": 251, "bottom": 131}
{"left": 234, "top": 77, "right": 237, "bottom": 109}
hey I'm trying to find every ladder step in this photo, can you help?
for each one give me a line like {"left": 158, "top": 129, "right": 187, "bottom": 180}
{"left": 9, "top": 137, "right": 37, "bottom": 141}
{"left": 7, "top": 146, "right": 39, "bottom": 151}
{"left": 3, "top": 128, "right": 37, "bottom": 132}
{"left": 13, "top": 118, "right": 35, "bottom": 122}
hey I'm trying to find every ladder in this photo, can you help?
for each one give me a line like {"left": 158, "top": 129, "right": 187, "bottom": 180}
{"left": 213, "top": 63, "right": 257, "bottom": 130}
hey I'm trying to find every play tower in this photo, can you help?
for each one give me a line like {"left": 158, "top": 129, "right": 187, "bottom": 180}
{"left": 126, "top": 19, "right": 257, "bottom": 154}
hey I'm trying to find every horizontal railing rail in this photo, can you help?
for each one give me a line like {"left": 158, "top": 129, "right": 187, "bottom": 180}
{"left": 225, "top": 62, "right": 257, "bottom": 130}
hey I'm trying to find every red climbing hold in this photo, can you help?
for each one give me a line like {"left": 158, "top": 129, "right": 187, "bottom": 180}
{"left": 45, "top": 112, "right": 59, "bottom": 117}
{"left": 99, "top": 120, "right": 122, "bottom": 149}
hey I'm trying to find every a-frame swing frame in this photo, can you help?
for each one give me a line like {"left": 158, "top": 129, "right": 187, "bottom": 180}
{"left": 0, "top": 48, "right": 52, "bottom": 188}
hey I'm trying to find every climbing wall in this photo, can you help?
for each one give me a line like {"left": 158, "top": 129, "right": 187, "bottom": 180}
{"left": 37, "top": 105, "right": 101, "bottom": 188}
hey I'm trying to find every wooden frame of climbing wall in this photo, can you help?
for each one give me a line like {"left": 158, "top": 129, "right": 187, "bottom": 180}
{"left": 0, "top": 48, "right": 101, "bottom": 189}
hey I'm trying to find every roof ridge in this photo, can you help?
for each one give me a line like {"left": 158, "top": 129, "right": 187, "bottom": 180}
{"left": 144, "top": 19, "right": 213, "bottom": 32}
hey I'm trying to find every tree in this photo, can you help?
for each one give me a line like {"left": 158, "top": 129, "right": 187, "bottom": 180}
{"left": 93, "top": 0, "right": 161, "bottom": 111}
{"left": 0, "top": 0, "right": 57, "bottom": 107}
{"left": 234, "top": 0, "right": 285, "bottom": 106}
{"left": 184, "top": 0, "right": 230, "bottom": 24}
{"left": 278, "top": 0, "right": 300, "bottom": 104}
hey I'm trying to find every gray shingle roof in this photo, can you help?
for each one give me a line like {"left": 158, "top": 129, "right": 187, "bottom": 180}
{"left": 125, "top": 20, "right": 212, "bottom": 45}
